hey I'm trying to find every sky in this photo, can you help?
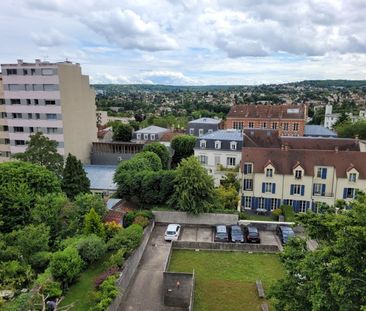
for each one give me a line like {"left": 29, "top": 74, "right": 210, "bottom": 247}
{"left": 1, "top": 0, "right": 366, "bottom": 85}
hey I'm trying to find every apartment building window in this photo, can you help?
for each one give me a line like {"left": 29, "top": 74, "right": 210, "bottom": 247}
{"left": 25, "top": 84, "right": 33, "bottom": 91}
{"left": 243, "top": 163, "right": 253, "bottom": 174}
{"left": 189, "top": 128, "right": 194, "bottom": 135}
{"left": 295, "top": 170, "right": 302, "bottom": 179}
{"left": 12, "top": 113, "right": 22, "bottom": 119}
{"left": 262, "top": 182, "right": 275, "bottom": 193}
{"left": 298, "top": 201, "right": 307, "bottom": 212}
{"left": 26, "top": 99, "right": 31, "bottom": 105}
{"left": 43, "top": 84, "right": 57, "bottom": 91}
{"left": 0, "top": 99, "right": 4, "bottom": 105}
{"left": 266, "top": 168, "right": 273, "bottom": 177}
{"left": 36, "top": 113, "right": 40, "bottom": 120}
{"left": 4, "top": 139, "right": 10, "bottom": 145}
{"left": 31, "top": 69, "right": 36, "bottom": 75}
{"left": 199, "top": 155, "right": 208, "bottom": 165}
{"left": 1, "top": 112, "right": 7, "bottom": 118}
{"left": 23, "top": 69, "right": 28, "bottom": 75}
{"left": 290, "top": 184, "right": 305, "bottom": 195}
{"left": 316, "top": 167, "right": 327, "bottom": 179}
{"left": 272, "top": 122, "right": 278, "bottom": 129}
{"left": 313, "top": 183, "right": 325, "bottom": 196}
{"left": 293, "top": 123, "right": 299, "bottom": 131}
{"left": 136, "top": 133, "right": 141, "bottom": 140}
{"left": 10, "top": 99, "right": 21, "bottom": 105}
{"left": 200, "top": 140, "right": 206, "bottom": 148}
{"left": 243, "top": 179, "right": 253, "bottom": 191}
{"left": 199, "top": 129, "right": 204, "bottom": 136}
{"left": 343, "top": 188, "right": 355, "bottom": 199}
{"left": 243, "top": 196, "right": 252, "bottom": 209}
{"left": 248, "top": 122, "right": 254, "bottom": 128}
{"left": 45, "top": 100, "right": 56, "bottom": 105}
{"left": 214, "top": 141, "right": 221, "bottom": 149}
{"left": 283, "top": 123, "right": 289, "bottom": 130}
{"left": 46, "top": 114, "right": 57, "bottom": 120}
{"left": 258, "top": 197, "right": 265, "bottom": 209}
{"left": 29, "top": 127, "right": 34, "bottom": 133}
{"left": 7, "top": 69, "right": 17, "bottom": 75}
{"left": 42, "top": 69, "right": 54, "bottom": 75}
{"left": 14, "top": 127, "right": 24, "bottom": 133}
{"left": 28, "top": 113, "right": 33, "bottom": 119}
{"left": 227, "top": 157, "right": 236, "bottom": 166}
{"left": 2, "top": 126, "right": 9, "bottom": 132}
{"left": 233, "top": 121, "right": 243, "bottom": 130}
{"left": 270, "top": 198, "right": 278, "bottom": 211}
{"left": 230, "top": 141, "right": 237, "bottom": 150}
{"left": 349, "top": 173, "right": 357, "bottom": 182}
{"left": 15, "top": 140, "right": 25, "bottom": 146}
{"left": 35, "top": 99, "right": 39, "bottom": 105}
{"left": 262, "top": 122, "right": 267, "bottom": 128}
{"left": 47, "top": 128, "right": 58, "bottom": 134}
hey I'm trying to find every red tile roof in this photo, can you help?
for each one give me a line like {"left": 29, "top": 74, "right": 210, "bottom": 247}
{"left": 242, "top": 147, "right": 366, "bottom": 178}
{"left": 227, "top": 104, "right": 306, "bottom": 120}
{"left": 104, "top": 210, "right": 124, "bottom": 225}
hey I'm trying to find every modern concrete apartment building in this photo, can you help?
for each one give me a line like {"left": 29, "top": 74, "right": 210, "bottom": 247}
{"left": 0, "top": 59, "right": 97, "bottom": 163}
{"left": 226, "top": 104, "right": 307, "bottom": 136}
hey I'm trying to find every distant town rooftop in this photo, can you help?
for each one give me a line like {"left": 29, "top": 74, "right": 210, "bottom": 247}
{"left": 84, "top": 165, "right": 117, "bottom": 191}
{"left": 304, "top": 125, "right": 337, "bottom": 137}
{"left": 200, "top": 129, "right": 243, "bottom": 141}
{"left": 1, "top": 59, "right": 80, "bottom": 67}
{"left": 135, "top": 125, "right": 169, "bottom": 134}
{"left": 189, "top": 117, "right": 221, "bottom": 124}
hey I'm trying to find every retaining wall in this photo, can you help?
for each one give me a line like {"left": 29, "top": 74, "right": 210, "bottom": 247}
{"left": 238, "top": 220, "right": 303, "bottom": 233}
{"left": 153, "top": 211, "right": 238, "bottom": 225}
{"left": 108, "top": 221, "right": 155, "bottom": 311}
{"left": 172, "top": 240, "right": 279, "bottom": 253}
{"left": 163, "top": 272, "right": 195, "bottom": 309}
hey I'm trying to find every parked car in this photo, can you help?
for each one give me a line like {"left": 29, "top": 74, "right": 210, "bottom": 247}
{"left": 277, "top": 225, "right": 295, "bottom": 244}
{"left": 244, "top": 226, "right": 261, "bottom": 243}
{"left": 214, "top": 224, "right": 229, "bottom": 242}
{"left": 230, "top": 225, "right": 244, "bottom": 243}
{"left": 164, "top": 224, "right": 181, "bottom": 241}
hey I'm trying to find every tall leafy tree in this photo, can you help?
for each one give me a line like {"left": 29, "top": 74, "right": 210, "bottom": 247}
{"left": 112, "top": 122, "right": 133, "bottom": 141}
{"left": 270, "top": 196, "right": 366, "bottom": 310}
{"left": 62, "top": 154, "right": 90, "bottom": 200}
{"left": 169, "top": 156, "right": 215, "bottom": 214}
{"left": 83, "top": 208, "right": 105, "bottom": 239}
{"left": 171, "top": 135, "right": 196, "bottom": 167}
{"left": 143, "top": 142, "right": 170, "bottom": 169}
{"left": 12, "top": 132, "right": 64, "bottom": 176}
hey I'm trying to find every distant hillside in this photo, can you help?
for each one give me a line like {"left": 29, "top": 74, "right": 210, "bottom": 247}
{"left": 289, "top": 80, "right": 366, "bottom": 89}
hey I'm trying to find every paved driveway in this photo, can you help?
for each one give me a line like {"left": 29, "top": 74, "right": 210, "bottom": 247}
{"left": 119, "top": 225, "right": 184, "bottom": 311}
{"left": 179, "top": 226, "right": 213, "bottom": 242}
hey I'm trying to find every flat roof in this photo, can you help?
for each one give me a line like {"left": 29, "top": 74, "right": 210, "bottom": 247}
{"left": 304, "top": 125, "right": 337, "bottom": 137}
{"left": 84, "top": 165, "right": 117, "bottom": 191}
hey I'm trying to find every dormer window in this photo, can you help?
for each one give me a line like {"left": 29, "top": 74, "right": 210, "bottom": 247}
{"left": 200, "top": 140, "right": 206, "bottom": 148}
{"left": 144, "top": 133, "right": 149, "bottom": 140}
{"left": 136, "top": 133, "right": 141, "bottom": 140}
{"left": 349, "top": 173, "right": 357, "bottom": 182}
{"left": 230, "top": 141, "right": 237, "bottom": 150}
{"left": 208, "top": 129, "right": 213, "bottom": 133}
{"left": 295, "top": 170, "right": 302, "bottom": 179}
{"left": 150, "top": 134, "right": 155, "bottom": 140}
{"left": 199, "top": 129, "right": 204, "bottom": 136}
{"left": 189, "top": 128, "right": 194, "bottom": 135}
{"left": 214, "top": 141, "right": 221, "bottom": 149}
{"left": 266, "top": 168, "right": 273, "bottom": 177}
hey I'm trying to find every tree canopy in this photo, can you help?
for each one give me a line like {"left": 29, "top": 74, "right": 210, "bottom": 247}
{"left": 143, "top": 142, "right": 170, "bottom": 169}
{"left": 112, "top": 122, "right": 133, "bottom": 142}
{"left": 335, "top": 119, "right": 366, "bottom": 139}
{"left": 170, "top": 135, "right": 196, "bottom": 167}
{"left": 12, "top": 132, "right": 64, "bottom": 176}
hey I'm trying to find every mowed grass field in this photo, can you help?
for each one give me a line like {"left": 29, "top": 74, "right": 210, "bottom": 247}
{"left": 168, "top": 250, "right": 284, "bottom": 311}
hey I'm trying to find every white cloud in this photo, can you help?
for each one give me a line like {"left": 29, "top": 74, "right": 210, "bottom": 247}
{"left": 31, "top": 29, "right": 66, "bottom": 47}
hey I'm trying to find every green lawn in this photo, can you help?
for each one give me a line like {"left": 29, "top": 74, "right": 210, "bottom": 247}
{"left": 169, "top": 250, "right": 284, "bottom": 311}
{"left": 241, "top": 211, "right": 273, "bottom": 221}
{"left": 59, "top": 255, "right": 110, "bottom": 310}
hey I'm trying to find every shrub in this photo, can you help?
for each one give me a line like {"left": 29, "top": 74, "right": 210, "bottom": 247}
{"left": 77, "top": 235, "right": 106, "bottom": 264}
{"left": 238, "top": 211, "right": 248, "bottom": 220}
{"left": 29, "top": 251, "right": 51, "bottom": 272}
{"left": 94, "top": 267, "right": 119, "bottom": 288}
{"left": 91, "top": 275, "right": 119, "bottom": 311}
{"left": 49, "top": 247, "right": 84, "bottom": 285}
{"left": 133, "top": 216, "right": 149, "bottom": 228}
{"left": 104, "top": 249, "right": 126, "bottom": 270}
{"left": 84, "top": 208, "right": 105, "bottom": 239}
{"left": 281, "top": 205, "right": 295, "bottom": 222}
{"left": 123, "top": 210, "right": 153, "bottom": 228}
{"left": 271, "top": 208, "right": 283, "bottom": 220}
{"left": 35, "top": 268, "right": 62, "bottom": 298}
{"left": 107, "top": 224, "right": 143, "bottom": 253}
{"left": 104, "top": 222, "right": 123, "bottom": 240}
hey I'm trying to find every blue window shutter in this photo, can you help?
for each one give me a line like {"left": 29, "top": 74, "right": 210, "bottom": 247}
{"left": 321, "top": 184, "right": 326, "bottom": 196}
{"left": 296, "top": 200, "right": 300, "bottom": 212}
{"left": 264, "top": 198, "right": 269, "bottom": 210}
{"left": 312, "top": 184, "right": 316, "bottom": 195}
{"left": 277, "top": 199, "right": 281, "bottom": 208}
{"left": 244, "top": 164, "right": 247, "bottom": 174}
{"left": 322, "top": 168, "right": 327, "bottom": 179}
{"left": 301, "top": 185, "right": 305, "bottom": 196}
{"left": 343, "top": 188, "right": 347, "bottom": 199}
{"left": 290, "top": 185, "right": 294, "bottom": 195}
{"left": 306, "top": 201, "right": 310, "bottom": 210}
{"left": 262, "top": 183, "right": 265, "bottom": 193}
{"left": 272, "top": 183, "right": 276, "bottom": 194}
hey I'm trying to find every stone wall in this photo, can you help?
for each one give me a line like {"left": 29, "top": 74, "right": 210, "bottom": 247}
{"left": 238, "top": 220, "right": 303, "bottom": 233}
{"left": 153, "top": 211, "right": 238, "bottom": 226}
{"left": 108, "top": 221, "right": 155, "bottom": 311}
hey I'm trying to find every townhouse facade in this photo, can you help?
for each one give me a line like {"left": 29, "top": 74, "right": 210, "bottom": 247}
{"left": 187, "top": 117, "right": 222, "bottom": 137}
{"left": 226, "top": 104, "right": 307, "bottom": 136}
{"left": 0, "top": 59, "right": 96, "bottom": 163}
{"left": 194, "top": 129, "right": 243, "bottom": 186}
{"left": 241, "top": 147, "right": 366, "bottom": 212}
{"left": 132, "top": 125, "right": 169, "bottom": 142}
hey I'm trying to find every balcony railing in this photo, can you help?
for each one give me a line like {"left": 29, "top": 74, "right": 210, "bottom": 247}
{"left": 312, "top": 192, "right": 334, "bottom": 197}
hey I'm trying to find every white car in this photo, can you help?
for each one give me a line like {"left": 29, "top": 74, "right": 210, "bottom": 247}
{"left": 164, "top": 224, "right": 181, "bottom": 241}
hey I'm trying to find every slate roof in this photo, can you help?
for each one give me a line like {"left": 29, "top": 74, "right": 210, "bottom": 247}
{"left": 84, "top": 165, "right": 117, "bottom": 191}
{"left": 304, "top": 125, "right": 337, "bottom": 137}
{"left": 134, "top": 125, "right": 169, "bottom": 134}
{"left": 227, "top": 104, "right": 305, "bottom": 120}
{"left": 106, "top": 198, "right": 123, "bottom": 210}
{"left": 242, "top": 148, "right": 366, "bottom": 179}
{"left": 189, "top": 117, "right": 221, "bottom": 124}
{"left": 200, "top": 129, "right": 243, "bottom": 141}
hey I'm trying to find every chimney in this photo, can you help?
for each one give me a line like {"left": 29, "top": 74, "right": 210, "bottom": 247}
{"left": 35, "top": 59, "right": 41, "bottom": 65}
{"left": 17, "top": 59, "right": 23, "bottom": 65}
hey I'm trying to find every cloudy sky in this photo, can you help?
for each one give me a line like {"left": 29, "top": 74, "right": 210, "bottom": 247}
{"left": 1, "top": 0, "right": 366, "bottom": 85}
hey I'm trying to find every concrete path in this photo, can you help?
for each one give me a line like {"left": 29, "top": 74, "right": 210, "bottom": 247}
{"left": 119, "top": 225, "right": 184, "bottom": 311}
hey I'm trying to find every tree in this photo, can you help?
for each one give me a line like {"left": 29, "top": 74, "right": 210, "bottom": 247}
{"left": 134, "top": 151, "right": 162, "bottom": 171}
{"left": 12, "top": 132, "right": 64, "bottom": 176}
{"left": 333, "top": 111, "right": 351, "bottom": 128}
{"left": 215, "top": 186, "right": 239, "bottom": 210}
{"left": 62, "top": 154, "right": 90, "bottom": 200}
{"left": 269, "top": 196, "right": 366, "bottom": 310}
{"left": 83, "top": 208, "right": 105, "bottom": 239}
{"left": 169, "top": 156, "right": 215, "bottom": 214}
{"left": 171, "top": 135, "right": 196, "bottom": 167}
{"left": 143, "top": 142, "right": 170, "bottom": 169}
{"left": 73, "top": 193, "right": 107, "bottom": 226}
{"left": 220, "top": 172, "right": 240, "bottom": 191}
{"left": 76, "top": 235, "right": 106, "bottom": 264}
{"left": 335, "top": 120, "right": 366, "bottom": 139}
{"left": 112, "top": 123, "right": 133, "bottom": 141}
{"left": 50, "top": 247, "right": 83, "bottom": 285}
{"left": 0, "top": 161, "right": 61, "bottom": 232}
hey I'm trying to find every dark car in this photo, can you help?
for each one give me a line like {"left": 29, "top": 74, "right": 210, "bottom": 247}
{"left": 277, "top": 225, "right": 295, "bottom": 244}
{"left": 230, "top": 225, "right": 244, "bottom": 243}
{"left": 214, "top": 224, "right": 229, "bottom": 242}
{"left": 244, "top": 226, "right": 261, "bottom": 243}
